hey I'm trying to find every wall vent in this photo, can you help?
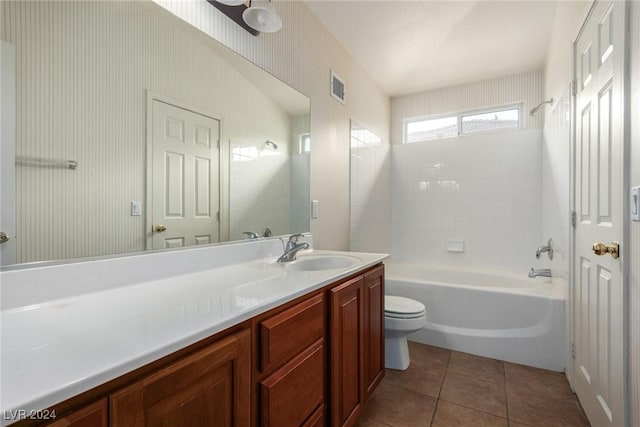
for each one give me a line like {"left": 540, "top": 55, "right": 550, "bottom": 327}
{"left": 330, "top": 69, "right": 345, "bottom": 104}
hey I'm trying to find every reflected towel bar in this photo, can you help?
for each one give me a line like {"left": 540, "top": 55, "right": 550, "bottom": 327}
{"left": 16, "top": 156, "right": 78, "bottom": 170}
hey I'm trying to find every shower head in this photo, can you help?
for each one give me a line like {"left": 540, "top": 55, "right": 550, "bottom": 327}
{"left": 529, "top": 98, "right": 554, "bottom": 116}
{"left": 264, "top": 140, "right": 278, "bottom": 150}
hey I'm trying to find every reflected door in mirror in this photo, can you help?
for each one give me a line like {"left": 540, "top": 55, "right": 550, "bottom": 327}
{"left": 150, "top": 100, "right": 220, "bottom": 249}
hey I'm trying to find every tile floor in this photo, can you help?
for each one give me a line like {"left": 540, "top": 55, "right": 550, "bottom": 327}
{"left": 356, "top": 341, "right": 590, "bottom": 427}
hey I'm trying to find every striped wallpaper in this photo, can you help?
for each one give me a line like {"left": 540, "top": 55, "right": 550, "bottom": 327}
{"left": 1, "top": 1, "right": 307, "bottom": 263}
{"left": 391, "top": 70, "right": 544, "bottom": 144}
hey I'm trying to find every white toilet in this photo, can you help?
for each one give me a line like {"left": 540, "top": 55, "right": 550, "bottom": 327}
{"left": 384, "top": 295, "right": 427, "bottom": 370}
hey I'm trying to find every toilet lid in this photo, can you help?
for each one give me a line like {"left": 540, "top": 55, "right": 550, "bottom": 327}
{"left": 385, "top": 295, "right": 426, "bottom": 316}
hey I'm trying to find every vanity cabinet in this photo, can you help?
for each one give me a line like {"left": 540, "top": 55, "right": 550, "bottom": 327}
{"left": 23, "top": 263, "right": 384, "bottom": 427}
{"left": 329, "top": 265, "right": 385, "bottom": 427}
{"left": 110, "top": 329, "right": 251, "bottom": 427}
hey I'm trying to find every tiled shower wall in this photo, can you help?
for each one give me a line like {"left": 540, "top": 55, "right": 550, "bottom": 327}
{"left": 349, "top": 122, "right": 391, "bottom": 253}
{"left": 389, "top": 71, "right": 544, "bottom": 272}
{"left": 391, "top": 129, "right": 542, "bottom": 272}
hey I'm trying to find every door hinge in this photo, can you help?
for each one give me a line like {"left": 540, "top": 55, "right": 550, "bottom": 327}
{"left": 216, "top": 211, "right": 220, "bottom": 221}
{"left": 571, "top": 210, "right": 577, "bottom": 228}
{"left": 571, "top": 342, "right": 576, "bottom": 360}
{"left": 571, "top": 78, "right": 577, "bottom": 96}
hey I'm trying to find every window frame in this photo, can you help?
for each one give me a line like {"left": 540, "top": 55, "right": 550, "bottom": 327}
{"left": 402, "top": 103, "right": 523, "bottom": 144}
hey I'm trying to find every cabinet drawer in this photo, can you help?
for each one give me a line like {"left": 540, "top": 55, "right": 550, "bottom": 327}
{"left": 260, "top": 339, "right": 324, "bottom": 427}
{"left": 302, "top": 404, "right": 324, "bottom": 427}
{"left": 259, "top": 293, "right": 324, "bottom": 372}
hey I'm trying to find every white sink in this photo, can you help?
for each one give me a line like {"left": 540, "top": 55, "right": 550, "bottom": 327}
{"left": 284, "top": 255, "right": 361, "bottom": 272}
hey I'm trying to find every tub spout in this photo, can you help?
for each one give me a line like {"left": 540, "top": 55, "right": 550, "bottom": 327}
{"left": 529, "top": 268, "right": 551, "bottom": 278}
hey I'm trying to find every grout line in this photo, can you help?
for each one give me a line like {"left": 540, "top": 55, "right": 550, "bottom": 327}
{"left": 502, "top": 360, "right": 512, "bottom": 426}
{"left": 429, "top": 350, "right": 452, "bottom": 426}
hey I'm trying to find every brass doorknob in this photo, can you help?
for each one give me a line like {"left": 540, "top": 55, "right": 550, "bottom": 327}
{"left": 592, "top": 241, "right": 619, "bottom": 259}
{"left": 0, "top": 232, "right": 9, "bottom": 244}
{"left": 154, "top": 225, "right": 167, "bottom": 233}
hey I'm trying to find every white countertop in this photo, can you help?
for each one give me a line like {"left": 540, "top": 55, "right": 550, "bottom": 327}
{"left": 0, "top": 245, "right": 387, "bottom": 425}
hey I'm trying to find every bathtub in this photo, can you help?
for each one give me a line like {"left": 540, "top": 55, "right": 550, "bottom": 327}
{"left": 385, "top": 261, "right": 566, "bottom": 371}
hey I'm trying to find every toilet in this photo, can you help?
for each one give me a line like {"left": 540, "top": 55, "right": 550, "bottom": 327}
{"left": 384, "top": 295, "right": 427, "bottom": 370}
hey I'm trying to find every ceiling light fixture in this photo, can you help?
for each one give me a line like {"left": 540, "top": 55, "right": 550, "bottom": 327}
{"left": 242, "top": 0, "right": 282, "bottom": 33}
{"left": 209, "top": 0, "right": 282, "bottom": 35}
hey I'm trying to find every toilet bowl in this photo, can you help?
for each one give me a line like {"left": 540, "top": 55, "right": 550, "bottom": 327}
{"left": 384, "top": 295, "right": 427, "bottom": 370}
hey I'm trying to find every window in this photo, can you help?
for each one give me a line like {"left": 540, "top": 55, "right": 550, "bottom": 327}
{"left": 461, "top": 108, "right": 520, "bottom": 134}
{"left": 403, "top": 105, "right": 521, "bottom": 143}
{"left": 405, "top": 116, "right": 457, "bottom": 143}
{"left": 299, "top": 133, "right": 311, "bottom": 154}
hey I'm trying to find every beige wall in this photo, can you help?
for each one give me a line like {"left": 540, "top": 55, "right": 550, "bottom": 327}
{"left": 152, "top": 0, "right": 391, "bottom": 251}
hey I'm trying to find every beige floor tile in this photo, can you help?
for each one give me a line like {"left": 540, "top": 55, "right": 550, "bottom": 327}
{"left": 506, "top": 384, "right": 589, "bottom": 427}
{"left": 440, "top": 372, "right": 507, "bottom": 418}
{"left": 408, "top": 341, "right": 451, "bottom": 370}
{"left": 447, "top": 351, "right": 505, "bottom": 384}
{"left": 432, "top": 401, "right": 508, "bottom": 427}
{"left": 384, "top": 362, "right": 446, "bottom": 399}
{"left": 359, "top": 380, "right": 437, "bottom": 427}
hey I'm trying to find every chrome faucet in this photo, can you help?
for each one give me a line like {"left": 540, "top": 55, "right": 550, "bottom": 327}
{"left": 535, "top": 238, "right": 554, "bottom": 260}
{"left": 277, "top": 233, "right": 310, "bottom": 263}
{"left": 529, "top": 268, "right": 551, "bottom": 278}
{"left": 243, "top": 231, "right": 259, "bottom": 239}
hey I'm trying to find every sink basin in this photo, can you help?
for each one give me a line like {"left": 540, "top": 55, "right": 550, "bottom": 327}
{"left": 285, "top": 255, "right": 361, "bottom": 271}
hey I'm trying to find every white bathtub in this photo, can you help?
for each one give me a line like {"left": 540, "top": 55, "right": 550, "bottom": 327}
{"left": 385, "top": 261, "right": 566, "bottom": 371}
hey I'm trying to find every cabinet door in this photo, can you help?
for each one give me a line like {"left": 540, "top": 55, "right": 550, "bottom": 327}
{"left": 46, "top": 399, "right": 107, "bottom": 427}
{"left": 110, "top": 329, "right": 251, "bottom": 427}
{"left": 364, "top": 265, "right": 385, "bottom": 399}
{"left": 329, "top": 275, "right": 365, "bottom": 427}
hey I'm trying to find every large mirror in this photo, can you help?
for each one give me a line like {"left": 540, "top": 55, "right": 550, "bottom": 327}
{"left": 0, "top": 1, "right": 310, "bottom": 267}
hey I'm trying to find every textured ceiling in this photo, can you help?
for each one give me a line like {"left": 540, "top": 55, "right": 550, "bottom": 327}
{"left": 304, "top": 1, "right": 558, "bottom": 97}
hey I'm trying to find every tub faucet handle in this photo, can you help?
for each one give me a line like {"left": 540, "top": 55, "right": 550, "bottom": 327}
{"left": 535, "top": 238, "right": 554, "bottom": 260}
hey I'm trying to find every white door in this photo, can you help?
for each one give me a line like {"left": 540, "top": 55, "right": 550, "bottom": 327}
{"left": 0, "top": 41, "right": 17, "bottom": 266}
{"left": 573, "top": 1, "right": 626, "bottom": 426}
{"left": 150, "top": 100, "right": 220, "bottom": 249}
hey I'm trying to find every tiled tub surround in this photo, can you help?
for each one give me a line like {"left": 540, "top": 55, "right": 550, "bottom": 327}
{"left": 0, "top": 238, "right": 387, "bottom": 423}
{"left": 385, "top": 261, "right": 565, "bottom": 371}
{"left": 391, "top": 129, "right": 542, "bottom": 273}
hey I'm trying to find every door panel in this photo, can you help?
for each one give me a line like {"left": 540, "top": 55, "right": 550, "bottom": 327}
{"left": 150, "top": 100, "right": 220, "bottom": 249}
{"left": 573, "top": 1, "right": 626, "bottom": 426}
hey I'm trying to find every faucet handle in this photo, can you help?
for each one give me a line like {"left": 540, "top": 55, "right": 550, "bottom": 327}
{"left": 288, "top": 233, "right": 304, "bottom": 243}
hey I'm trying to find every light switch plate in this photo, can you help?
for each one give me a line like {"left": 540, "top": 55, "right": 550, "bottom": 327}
{"left": 631, "top": 186, "right": 640, "bottom": 221}
{"left": 131, "top": 201, "right": 141, "bottom": 216}
{"left": 311, "top": 200, "right": 319, "bottom": 219}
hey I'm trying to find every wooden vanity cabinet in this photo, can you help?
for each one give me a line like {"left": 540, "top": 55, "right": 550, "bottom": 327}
{"left": 329, "top": 264, "right": 385, "bottom": 427}
{"left": 110, "top": 329, "right": 251, "bottom": 427}
{"left": 28, "top": 263, "right": 384, "bottom": 427}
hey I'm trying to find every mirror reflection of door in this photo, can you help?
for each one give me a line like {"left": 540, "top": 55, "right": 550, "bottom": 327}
{"left": 1, "top": 41, "right": 16, "bottom": 266}
{"left": 149, "top": 99, "right": 220, "bottom": 249}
